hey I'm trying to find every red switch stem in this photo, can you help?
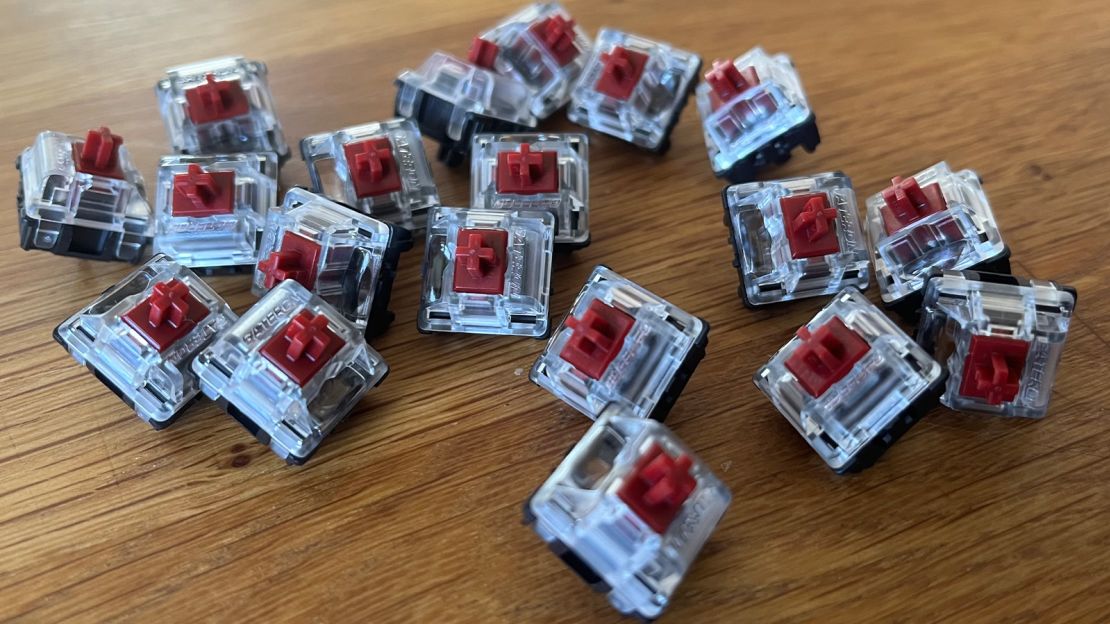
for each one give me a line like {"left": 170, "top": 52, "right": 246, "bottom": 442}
{"left": 528, "top": 15, "right": 580, "bottom": 66}
{"left": 780, "top": 193, "right": 840, "bottom": 259}
{"left": 121, "top": 279, "right": 210, "bottom": 352}
{"left": 185, "top": 74, "right": 250, "bottom": 124}
{"left": 343, "top": 138, "right": 402, "bottom": 198}
{"left": 260, "top": 310, "right": 344, "bottom": 387}
{"left": 558, "top": 300, "right": 636, "bottom": 379}
{"left": 595, "top": 46, "right": 648, "bottom": 100}
{"left": 880, "top": 176, "right": 948, "bottom": 234}
{"left": 171, "top": 164, "right": 235, "bottom": 217}
{"left": 617, "top": 444, "right": 697, "bottom": 533}
{"left": 705, "top": 59, "right": 760, "bottom": 102}
{"left": 785, "top": 317, "right": 871, "bottom": 397}
{"left": 496, "top": 144, "right": 559, "bottom": 194}
{"left": 73, "top": 127, "right": 125, "bottom": 179}
{"left": 452, "top": 228, "right": 509, "bottom": 295}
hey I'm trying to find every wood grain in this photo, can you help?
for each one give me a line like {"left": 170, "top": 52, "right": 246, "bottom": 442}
{"left": 1, "top": 0, "right": 1109, "bottom": 622}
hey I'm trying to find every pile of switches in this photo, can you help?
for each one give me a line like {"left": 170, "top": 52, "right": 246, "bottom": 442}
{"left": 15, "top": 3, "right": 1077, "bottom": 620}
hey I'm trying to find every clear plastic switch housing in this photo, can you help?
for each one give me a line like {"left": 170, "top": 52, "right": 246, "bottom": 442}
{"left": 192, "top": 279, "right": 388, "bottom": 464}
{"left": 525, "top": 409, "right": 731, "bottom": 620}
{"left": 471, "top": 132, "right": 589, "bottom": 248}
{"left": 418, "top": 207, "right": 554, "bottom": 337}
{"left": 17, "top": 127, "right": 152, "bottom": 262}
{"left": 253, "top": 188, "right": 412, "bottom": 338}
{"left": 300, "top": 118, "right": 440, "bottom": 232}
{"left": 54, "top": 255, "right": 236, "bottom": 428}
{"left": 916, "top": 270, "right": 1077, "bottom": 418}
{"left": 531, "top": 266, "right": 709, "bottom": 421}
{"left": 723, "top": 172, "right": 869, "bottom": 306}
{"left": 864, "top": 162, "right": 1009, "bottom": 308}
{"left": 395, "top": 52, "right": 538, "bottom": 166}
{"left": 155, "top": 56, "right": 290, "bottom": 161}
{"left": 567, "top": 29, "right": 701, "bottom": 152}
{"left": 754, "top": 287, "right": 944, "bottom": 472}
{"left": 471, "top": 2, "right": 591, "bottom": 119}
{"left": 696, "top": 47, "right": 820, "bottom": 182}
{"left": 153, "top": 153, "right": 278, "bottom": 269}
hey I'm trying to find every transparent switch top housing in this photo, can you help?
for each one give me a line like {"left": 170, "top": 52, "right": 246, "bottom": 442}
{"left": 567, "top": 28, "right": 701, "bottom": 151}
{"left": 471, "top": 132, "right": 589, "bottom": 247}
{"left": 253, "top": 188, "right": 411, "bottom": 337}
{"left": 723, "top": 172, "right": 870, "bottom": 306}
{"left": 299, "top": 118, "right": 440, "bottom": 232}
{"left": 17, "top": 128, "right": 152, "bottom": 263}
{"left": 153, "top": 153, "right": 278, "bottom": 269}
{"left": 531, "top": 266, "right": 708, "bottom": 421}
{"left": 865, "top": 162, "right": 1007, "bottom": 305}
{"left": 472, "top": 2, "right": 592, "bottom": 119}
{"left": 155, "top": 56, "right": 289, "bottom": 160}
{"left": 192, "top": 279, "right": 388, "bottom": 464}
{"left": 525, "top": 409, "right": 731, "bottom": 620}
{"left": 916, "top": 270, "right": 1077, "bottom": 418}
{"left": 54, "top": 255, "right": 236, "bottom": 428}
{"left": 754, "top": 288, "right": 944, "bottom": 472}
{"left": 395, "top": 51, "right": 538, "bottom": 165}
{"left": 418, "top": 207, "right": 554, "bottom": 337}
{"left": 696, "top": 48, "right": 819, "bottom": 181}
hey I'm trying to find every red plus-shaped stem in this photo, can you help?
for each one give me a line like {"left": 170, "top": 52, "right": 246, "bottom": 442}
{"left": 259, "top": 249, "right": 306, "bottom": 288}
{"left": 640, "top": 453, "right": 695, "bottom": 507}
{"left": 792, "top": 196, "right": 838, "bottom": 243}
{"left": 80, "top": 127, "right": 119, "bottom": 171}
{"left": 179, "top": 164, "right": 219, "bottom": 206}
{"left": 559, "top": 300, "right": 636, "bottom": 380}
{"left": 284, "top": 312, "right": 332, "bottom": 361}
{"left": 595, "top": 46, "right": 648, "bottom": 100}
{"left": 705, "top": 59, "right": 759, "bottom": 101}
{"left": 602, "top": 48, "right": 634, "bottom": 83}
{"left": 457, "top": 233, "right": 496, "bottom": 277}
{"left": 883, "top": 176, "right": 941, "bottom": 222}
{"left": 541, "top": 15, "right": 574, "bottom": 51}
{"left": 976, "top": 352, "right": 1014, "bottom": 404}
{"left": 507, "top": 144, "right": 544, "bottom": 186}
{"left": 147, "top": 280, "right": 192, "bottom": 328}
{"left": 565, "top": 312, "right": 618, "bottom": 355}
{"left": 185, "top": 73, "right": 249, "bottom": 124}
{"left": 785, "top": 317, "right": 871, "bottom": 397}
{"left": 200, "top": 74, "right": 233, "bottom": 113}
{"left": 352, "top": 141, "right": 391, "bottom": 183}
{"left": 617, "top": 444, "right": 697, "bottom": 533}
{"left": 528, "top": 14, "right": 580, "bottom": 65}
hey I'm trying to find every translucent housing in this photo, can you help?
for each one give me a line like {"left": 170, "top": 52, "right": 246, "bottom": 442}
{"left": 531, "top": 266, "right": 708, "bottom": 420}
{"left": 917, "top": 271, "right": 1076, "bottom": 418}
{"left": 418, "top": 207, "right": 554, "bottom": 337}
{"left": 471, "top": 132, "right": 589, "bottom": 247}
{"left": 567, "top": 29, "right": 701, "bottom": 151}
{"left": 526, "top": 410, "right": 731, "bottom": 620}
{"left": 754, "top": 288, "right": 944, "bottom": 472}
{"left": 723, "top": 172, "right": 870, "bottom": 305}
{"left": 17, "top": 129, "right": 152, "bottom": 262}
{"left": 153, "top": 153, "right": 278, "bottom": 268}
{"left": 475, "top": 2, "right": 592, "bottom": 119}
{"left": 54, "top": 255, "right": 236, "bottom": 427}
{"left": 696, "top": 48, "right": 814, "bottom": 176}
{"left": 865, "top": 162, "right": 1007, "bottom": 304}
{"left": 192, "top": 280, "right": 388, "bottom": 464}
{"left": 253, "top": 188, "right": 409, "bottom": 335}
{"left": 155, "top": 56, "right": 289, "bottom": 160}
{"left": 299, "top": 119, "right": 440, "bottom": 232}
{"left": 395, "top": 52, "right": 538, "bottom": 162}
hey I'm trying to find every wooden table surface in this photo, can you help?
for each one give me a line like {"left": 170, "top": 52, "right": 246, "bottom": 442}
{"left": 3, "top": 0, "right": 1109, "bottom": 622}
